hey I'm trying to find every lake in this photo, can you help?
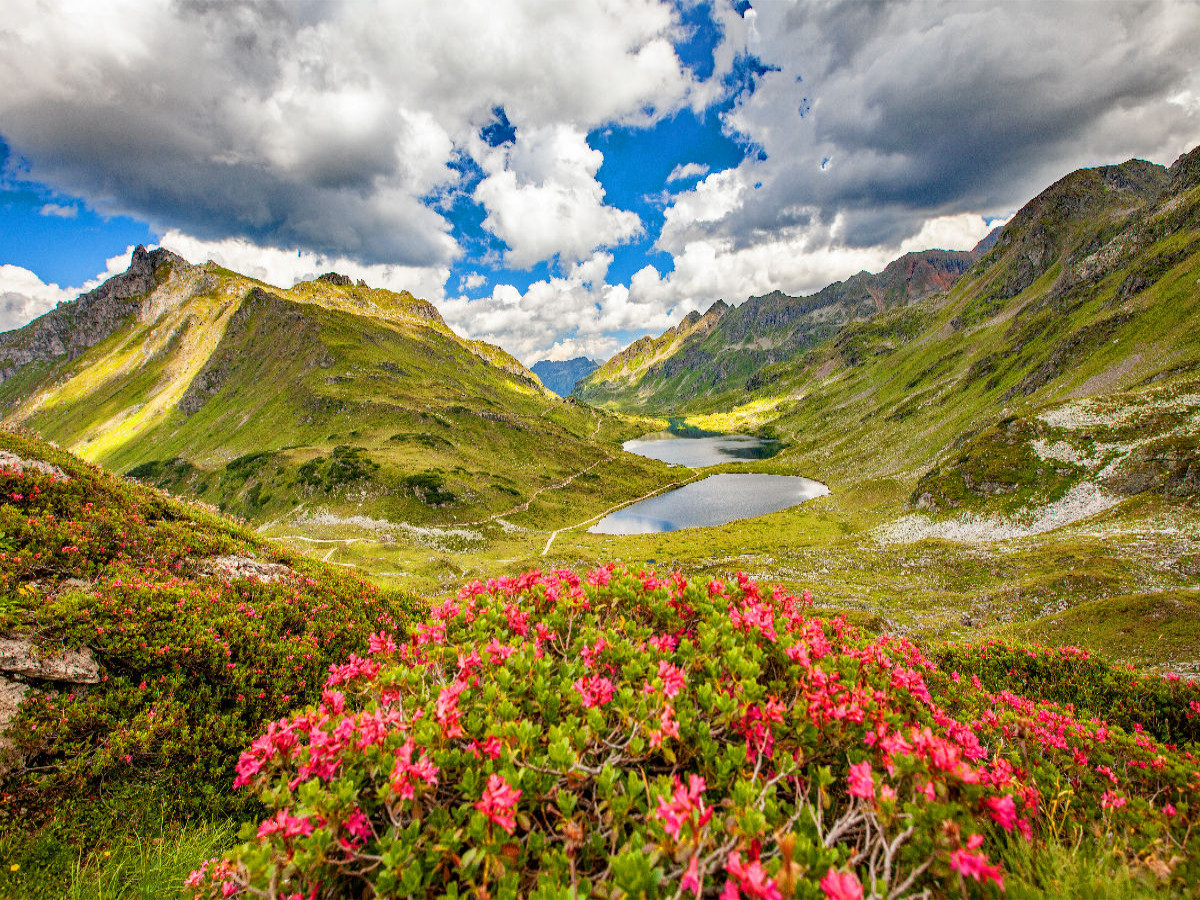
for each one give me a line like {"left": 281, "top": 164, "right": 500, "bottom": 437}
{"left": 622, "top": 431, "right": 781, "bottom": 467}
{"left": 588, "top": 473, "right": 829, "bottom": 535}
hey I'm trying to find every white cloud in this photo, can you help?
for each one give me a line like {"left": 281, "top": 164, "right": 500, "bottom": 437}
{"left": 460, "top": 273, "right": 487, "bottom": 291}
{"left": 156, "top": 231, "right": 450, "bottom": 302}
{"left": 0, "top": 249, "right": 133, "bottom": 332}
{"left": 439, "top": 251, "right": 693, "bottom": 364}
{"left": 38, "top": 202, "right": 77, "bottom": 218}
{"left": 666, "top": 161, "right": 709, "bottom": 182}
{"left": 474, "top": 125, "right": 643, "bottom": 269}
{"left": 0, "top": 266, "right": 75, "bottom": 331}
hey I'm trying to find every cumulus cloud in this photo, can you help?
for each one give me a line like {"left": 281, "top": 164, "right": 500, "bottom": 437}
{"left": 474, "top": 125, "right": 643, "bottom": 269}
{"left": 0, "top": 249, "right": 133, "bottom": 332}
{"left": 439, "top": 251, "right": 697, "bottom": 364}
{"left": 626, "top": 0, "right": 1200, "bottom": 314}
{"left": 702, "top": 1, "right": 1200, "bottom": 249}
{"left": 0, "top": 0, "right": 693, "bottom": 269}
{"left": 156, "top": 231, "right": 450, "bottom": 302}
{"left": 666, "top": 161, "right": 709, "bottom": 182}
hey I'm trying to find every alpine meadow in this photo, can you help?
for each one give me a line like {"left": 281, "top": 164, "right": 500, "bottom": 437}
{"left": 1, "top": 2, "right": 1200, "bottom": 899}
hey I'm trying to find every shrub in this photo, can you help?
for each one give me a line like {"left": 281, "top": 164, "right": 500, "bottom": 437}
{"left": 934, "top": 642, "right": 1200, "bottom": 745}
{"left": 188, "top": 566, "right": 1200, "bottom": 900}
{"left": 0, "top": 430, "right": 419, "bottom": 823}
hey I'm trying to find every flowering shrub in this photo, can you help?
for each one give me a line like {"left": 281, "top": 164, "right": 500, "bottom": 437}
{"left": 0, "top": 431, "right": 419, "bottom": 819}
{"left": 935, "top": 642, "right": 1200, "bottom": 745}
{"left": 188, "top": 565, "right": 1198, "bottom": 899}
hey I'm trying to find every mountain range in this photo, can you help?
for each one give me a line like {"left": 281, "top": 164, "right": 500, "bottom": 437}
{"left": 0, "top": 146, "right": 1197, "bottom": 623}
{"left": 574, "top": 241, "right": 994, "bottom": 409}
{"left": 530, "top": 356, "right": 599, "bottom": 397}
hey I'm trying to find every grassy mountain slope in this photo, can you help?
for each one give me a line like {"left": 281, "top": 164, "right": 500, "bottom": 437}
{"left": 0, "top": 255, "right": 675, "bottom": 589}
{"left": 3, "top": 432, "right": 1198, "bottom": 899}
{"left": 575, "top": 248, "right": 978, "bottom": 410}
{"left": 0, "top": 429, "right": 422, "bottom": 894}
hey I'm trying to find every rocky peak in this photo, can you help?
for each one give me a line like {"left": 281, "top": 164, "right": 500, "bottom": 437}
{"left": 316, "top": 272, "right": 354, "bottom": 286}
{"left": 0, "top": 245, "right": 193, "bottom": 383}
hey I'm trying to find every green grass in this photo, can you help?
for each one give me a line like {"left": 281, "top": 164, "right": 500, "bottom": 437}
{"left": 0, "top": 783, "right": 236, "bottom": 900}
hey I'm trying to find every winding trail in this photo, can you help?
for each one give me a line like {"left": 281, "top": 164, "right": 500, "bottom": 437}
{"left": 459, "top": 454, "right": 614, "bottom": 527}
{"left": 541, "top": 467, "right": 701, "bottom": 556}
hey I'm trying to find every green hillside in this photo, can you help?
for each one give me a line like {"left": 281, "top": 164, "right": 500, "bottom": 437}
{"left": 0, "top": 254, "right": 676, "bottom": 590}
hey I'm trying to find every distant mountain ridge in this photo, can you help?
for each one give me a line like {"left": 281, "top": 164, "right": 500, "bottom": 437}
{"left": 576, "top": 245, "right": 985, "bottom": 411}
{"left": 530, "top": 356, "right": 599, "bottom": 396}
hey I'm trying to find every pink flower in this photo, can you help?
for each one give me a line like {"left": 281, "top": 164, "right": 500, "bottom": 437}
{"left": 654, "top": 775, "right": 711, "bottom": 839}
{"left": 436, "top": 681, "right": 468, "bottom": 738}
{"left": 390, "top": 738, "right": 439, "bottom": 799}
{"left": 484, "top": 638, "right": 516, "bottom": 664}
{"left": 367, "top": 631, "right": 396, "bottom": 655}
{"left": 650, "top": 704, "right": 680, "bottom": 748}
{"left": 726, "top": 852, "right": 782, "bottom": 900}
{"left": 573, "top": 674, "right": 615, "bottom": 708}
{"left": 847, "top": 761, "right": 875, "bottom": 800}
{"left": 949, "top": 835, "right": 1004, "bottom": 890}
{"left": 681, "top": 854, "right": 702, "bottom": 898}
{"left": 1165, "top": 803, "right": 1178, "bottom": 817}
{"left": 475, "top": 773, "right": 522, "bottom": 834}
{"left": 1100, "top": 790, "right": 1127, "bottom": 810}
{"left": 984, "top": 794, "right": 1018, "bottom": 832}
{"left": 657, "top": 660, "right": 686, "bottom": 697}
{"left": 257, "top": 809, "right": 314, "bottom": 840}
{"left": 820, "top": 868, "right": 864, "bottom": 900}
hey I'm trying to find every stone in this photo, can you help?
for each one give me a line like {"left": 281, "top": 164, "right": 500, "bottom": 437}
{"left": 201, "top": 555, "right": 294, "bottom": 584}
{"left": 0, "top": 637, "right": 100, "bottom": 683}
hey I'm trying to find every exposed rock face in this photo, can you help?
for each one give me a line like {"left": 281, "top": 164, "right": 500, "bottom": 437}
{"left": 317, "top": 272, "right": 354, "bottom": 286}
{"left": 0, "top": 450, "right": 69, "bottom": 481}
{"left": 0, "top": 637, "right": 100, "bottom": 683}
{"left": 200, "top": 555, "right": 295, "bottom": 583}
{"left": 0, "top": 636, "right": 101, "bottom": 763}
{"left": 0, "top": 245, "right": 191, "bottom": 384}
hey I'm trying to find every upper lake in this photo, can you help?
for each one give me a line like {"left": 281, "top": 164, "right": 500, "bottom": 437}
{"left": 589, "top": 473, "right": 829, "bottom": 535}
{"left": 622, "top": 431, "right": 781, "bottom": 467}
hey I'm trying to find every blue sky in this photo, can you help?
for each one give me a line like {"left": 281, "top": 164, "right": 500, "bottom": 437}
{"left": 2, "top": 1, "right": 1198, "bottom": 361}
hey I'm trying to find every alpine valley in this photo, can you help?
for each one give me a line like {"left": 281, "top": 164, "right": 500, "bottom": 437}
{"left": 2, "top": 146, "right": 1200, "bottom": 898}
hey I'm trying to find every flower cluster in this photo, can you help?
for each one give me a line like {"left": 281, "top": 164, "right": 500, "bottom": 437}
{"left": 185, "top": 565, "right": 1199, "bottom": 899}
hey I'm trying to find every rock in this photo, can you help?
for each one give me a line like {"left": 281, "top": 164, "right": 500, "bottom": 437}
{"left": 0, "top": 636, "right": 101, "bottom": 766}
{"left": 200, "top": 555, "right": 294, "bottom": 583}
{"left": 0, "top": 637, "right": 100, "bottom": 683}
{"left": 0, "top": 450, "right": 70, "bottom": 481}
{"left": 0, "top": 677, "right": 28, "bottom": 760}
{"left": 317, "top": 272, "right": 353, "bottom": 286}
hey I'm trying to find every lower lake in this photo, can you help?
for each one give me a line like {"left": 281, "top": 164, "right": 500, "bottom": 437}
{"left": 588, "top": 473, "right": 829, "bottom": 535}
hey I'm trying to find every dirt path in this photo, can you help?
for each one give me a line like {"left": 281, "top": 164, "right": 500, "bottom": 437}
{"left": 541, "top": 468, "right": 701, "bottom": 556}
{"left": 459, "top": 455, "right": 615, "bottom": 528}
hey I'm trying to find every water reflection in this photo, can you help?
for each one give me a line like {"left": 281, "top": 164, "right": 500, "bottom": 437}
{"left": 622, "top": 432, "right": 781, "bottom": 467}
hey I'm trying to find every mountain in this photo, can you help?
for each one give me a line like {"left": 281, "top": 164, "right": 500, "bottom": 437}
{"left": 575, "top": 247, "right": 981, "bottom": 411}
{"left": 530, "top": 356, "right": 599, "bottom": 396}
{"left": 692, "top": 151, "right": 1198, "bottom": 513}
{"left": 0, "top": 250, "right": 669, "bottom": 544}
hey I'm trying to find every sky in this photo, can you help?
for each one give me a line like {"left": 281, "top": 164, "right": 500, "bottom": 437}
{"left": 1, "top": 1, "right": 1198, "bottom": 365}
